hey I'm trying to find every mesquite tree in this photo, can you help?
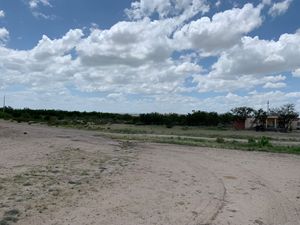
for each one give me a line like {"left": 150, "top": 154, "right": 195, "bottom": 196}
{"left": 271, "top": 104, "right": 299, "bottom": 131}
{"left": 231, "top": 107, "right": 255, "bottom": 121}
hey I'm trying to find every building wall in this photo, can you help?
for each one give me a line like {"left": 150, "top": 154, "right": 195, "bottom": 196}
{"left": 291, "top": 119, "right": 300, "bottom": 130}
{"left": 245, "top": 118, "right": 256, "bottom": 129}
{"left": 266, "top": 117, "right": 278, "bottom": 129}
{"left": 242, "top": 118, "right": 300, "bottom": 130}
{"left": 233, "top": 120, "right": 245, "bottom": 130}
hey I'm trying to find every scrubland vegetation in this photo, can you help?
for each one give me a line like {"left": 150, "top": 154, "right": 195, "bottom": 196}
{"left": 0, "top": 104, "right": 298, "bottom": 129}
{"left": 1, "top": 105, "right": 299, "bottom": 154}
{"left": 0, "top": 106, "right": 234, "bottom": 127}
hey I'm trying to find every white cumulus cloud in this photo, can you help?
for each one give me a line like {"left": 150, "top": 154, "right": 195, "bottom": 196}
{"left": 190, "top": 30, "right": 300, "bottom": 93}
{"left": 76, "top": 18, "right": 175, "bottom": 67}
{"left": 193, "top": 74, "right": 287, "bottom": 93}
{"left": 207, "top": 31, "right": 300, "bottom": 79}
{"left": 0, "top": 1, "right": 299, "bottom": 112}
{"left": 173, "top": 3, "right": 262, "bottom": 55}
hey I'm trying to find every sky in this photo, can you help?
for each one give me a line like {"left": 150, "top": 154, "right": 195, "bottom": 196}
{"left": 0, "top": 0, "right": 300, "bottom": 114}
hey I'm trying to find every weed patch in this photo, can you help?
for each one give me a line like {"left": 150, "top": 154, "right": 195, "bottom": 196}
{"left": 0, "top": 209, "right": 21, "bottom": 225}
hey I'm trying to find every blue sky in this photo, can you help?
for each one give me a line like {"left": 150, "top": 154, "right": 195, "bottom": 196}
{"left": 0, "top": 0, "right": 299, "bottom": 113}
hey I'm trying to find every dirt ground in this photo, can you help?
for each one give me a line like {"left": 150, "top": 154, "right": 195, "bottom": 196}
{"left": 0, "top": 121, "right": 300, "bottom": 225}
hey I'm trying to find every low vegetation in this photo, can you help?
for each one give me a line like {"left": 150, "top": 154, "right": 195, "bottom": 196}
{"left": 0, "top": 145, "right": 132, "bottom": 223}
{"left": 0, "top": 105, "right": 299, "bottom": 154}
{"left": 0, "top": 104, "right": 298, "bottom": 131}
{"left": 106, "top": 133, "right": 300, "bottom": 155}
{"left": 0, "top": 209, "right": 21, "bottom": 225}
{"left": 0, "top": 106, "right": 235, "bottom": 127}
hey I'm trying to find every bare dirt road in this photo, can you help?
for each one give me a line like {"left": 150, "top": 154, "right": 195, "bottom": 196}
{"left": 0, "top": 121, "right": 300, "bottom": 225}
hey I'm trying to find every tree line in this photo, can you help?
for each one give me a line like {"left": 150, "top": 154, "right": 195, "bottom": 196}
{"left": 0, "top": 104, "right": 298, "bottom": 130}
{"left": 0, "top": 107, "right": 235, "bottom": 127}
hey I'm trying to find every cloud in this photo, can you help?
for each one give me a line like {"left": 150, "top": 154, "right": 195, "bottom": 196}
{"left": 76, "top": 18, "right": 177, "bottom": 67}
{"left": 215, "top": 0, "right": 221, "bottom": 7}
{"left": 207, "top": 31, "right": 300, "bottom": 79}
{"left": 173, "top": 3, "right": 262, "bottom": 55}
{"left": 0, "top": 10, "right": 5, "bottom": 18}
{"left": 0, "top": 29, "right": 83, "bottom": 90}
{"left": 193, "top": 74, "right": 286, "bottom": 93}
{"left": 78, "top": 2, "right": 263, "bottom": 68}
{"left": 73, "top": 60, "right": 202, "bottom": 95}
{"left": 0, "top": 1, "right": 299, "bottom": 113}
{"left": 32, "top": 29, "right": 84, "bottom": 59}
{"left": 125, "top": 0, "right": 210, "bottom": 20}
{"left": 210, "top": 90, "right": 300, "bottom": 112}
{"left": 268, "top": 0, "right": 293, "bottom": 17}
{"left": 292, "top": 68, "right": 300, "bottom": 77}
{"left": 262, "top": 0, "right": 272, "bottom": 5}
{"left": 32, "top": 11, "right": 56, "bottom": 20}
{"left": 190, "top": 29, "right": 300, "bottom": 93}
{"left": 191, "top": 30, "right": 300, "bottom": 93}
{"left": 0, "top": 28, "right": 9, "bottom": 46}
{"left": 263, "top": 82, "right": 286, "bottom": 89}
{"left": 0, "top": 2, "right": 274, "bottom": 96}
{"left": 28, "top": 0, "right": 52, "bottom": 9}
{"left": 0, "top": 24, "right": 201, "bottom": 96}
{"left": 2, "top": 87, "right": 300, "bottom": 114}
{"left": 27, "top": 0, "right": 55, "bottom": 20}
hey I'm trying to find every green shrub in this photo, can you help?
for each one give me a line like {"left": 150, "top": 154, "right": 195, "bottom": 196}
{"left": 258, "top": 136, "right": 271, "bottom": 147}
{"left": 248, "top": 138, "right": 256, "bottom": 145}
{"left": 216, "top": 137, "right": 225, "bottom": 143}
{"left": 165, "top": 123, "right": 174, "bottom": 129}
{"left": 0, "top": 112, "right": 12, "bottom": 120}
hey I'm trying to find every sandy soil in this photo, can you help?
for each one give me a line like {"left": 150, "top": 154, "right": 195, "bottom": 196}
{"left": 0, "top": 121, "right": 300, "bottom": 225}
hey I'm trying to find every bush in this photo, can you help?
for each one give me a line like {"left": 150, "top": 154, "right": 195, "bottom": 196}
{"left": 0, "top": 112, "right": 12, "bottom": 120}
{"left": 258, "top": 136, "right": 271, "bottom": 147}
{"left": 216, "top": 137, "right": 225, "bottom": 143}
{"left": 248, "top": 138, "right": 256, "bottom": 145}
{"left": 165, "top": 123, "right": 174, "bottom": 129}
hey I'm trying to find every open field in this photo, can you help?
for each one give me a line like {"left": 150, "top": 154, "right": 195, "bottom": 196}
{"left": 67, "top": 123, "right": 300, "bottom": 142}
{"left": 1, "top": 120, "right": 300, "bottom": 225}
{"left": 63, "top": 123, "right": 300, "bottom": 154}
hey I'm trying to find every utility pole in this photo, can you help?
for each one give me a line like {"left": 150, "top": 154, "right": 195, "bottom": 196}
{"left": 3, "top": 95, "right": 5, "bottom": 112}
{"left": 267, "top": 100, "right": 270, "bottom": 113}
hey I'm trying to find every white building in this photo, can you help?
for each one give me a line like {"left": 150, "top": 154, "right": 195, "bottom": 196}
{"left": 245, "top": 117, "right": 300, "bottom": 130}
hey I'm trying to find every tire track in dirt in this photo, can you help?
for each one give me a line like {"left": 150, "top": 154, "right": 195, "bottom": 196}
{"left": 18, "top": 141, "right": 300, "bottom": 225}
{"left": 157, "top": 143, "right": 300, "bottom": 225}
{"left": 229, "top": 164, "right": 300, "bottom": 225}
{"left": 1, "top": 121, "right": 300, "bottom": 225}
{"left": 173, "top": 158, "right": 227, "bottom": 225}
{"left": 204, "top": 154, "right": 300, "bottom": 225}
